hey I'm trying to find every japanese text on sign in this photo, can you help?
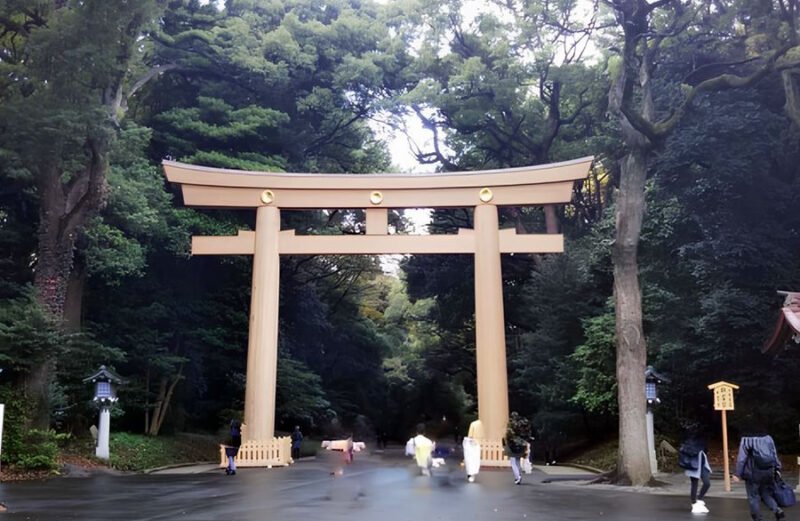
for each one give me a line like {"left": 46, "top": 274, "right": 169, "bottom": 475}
{"left": 713, "top": 386, "right": 735, "bottom": 411}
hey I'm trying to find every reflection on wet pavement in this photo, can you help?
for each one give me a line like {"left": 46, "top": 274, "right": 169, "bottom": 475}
{"left": 0, "top": 454, "right": 755, "bottom": 521}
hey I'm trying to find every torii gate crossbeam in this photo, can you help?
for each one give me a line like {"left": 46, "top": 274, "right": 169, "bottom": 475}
{"left": 164, "top": 156, "right": 593, "bottom": 467}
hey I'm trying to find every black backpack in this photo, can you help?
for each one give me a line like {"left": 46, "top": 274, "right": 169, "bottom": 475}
{"left": 230, "top": 423, "right": 241, "bottom": 445}
{"left": 678, "top": 443, "right": 700, "bottom": 470}
{"left": 749, "top": 446, "right": 775, "bottom": 471}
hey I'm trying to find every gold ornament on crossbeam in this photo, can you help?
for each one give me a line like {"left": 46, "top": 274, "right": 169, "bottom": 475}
{"left": 260, "top": 190, "right": 275, "bottom": 204}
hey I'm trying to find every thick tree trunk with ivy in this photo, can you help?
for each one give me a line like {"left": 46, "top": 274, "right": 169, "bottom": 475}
{"left": 28, "top": 137, "right": 109, "bottom": 427}
{"left": 34, "top": 137, "right": 108, "bottom": 317}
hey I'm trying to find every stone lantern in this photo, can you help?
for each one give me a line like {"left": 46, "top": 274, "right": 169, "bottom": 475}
{"left": 83, "top": 365, "right": 123, "bottom": 460}
{"left": 645, "top": 366, "right": 669, "bottom": 474}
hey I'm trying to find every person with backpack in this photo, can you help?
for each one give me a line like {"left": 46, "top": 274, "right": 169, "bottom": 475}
{"left": 503, "top": 412, "right": 531, "bottom": 485}
{"left": 225, "top": 420, "right": 242, "bottom": 476}
{"left": 679, "top": 431, "right": 712, "bottom": 514}
{"left": 291, "top": 425, "right": 303, "bottom": 461}
{"left": 733, "top": 431, "right": 785, "bottom": 521}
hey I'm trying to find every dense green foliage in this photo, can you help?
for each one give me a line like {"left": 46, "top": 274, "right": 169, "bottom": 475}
{"left": 0, "top": 0, "right": 798, "bottom": 474}
{"left": 0, "top": 386, "right": 70, "bottom": 470}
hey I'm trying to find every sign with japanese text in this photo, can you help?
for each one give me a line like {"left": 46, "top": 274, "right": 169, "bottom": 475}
{"left": 708, "top": 381, "right": 739, "bottom": 411}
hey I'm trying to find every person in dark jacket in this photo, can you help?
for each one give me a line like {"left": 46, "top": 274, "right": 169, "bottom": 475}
{"left": 291, "top": 426, "right": 303, "bottom": 461}
{"left": 503, "top": 412, "right": 531, "bottom": 485}
{"left": 733, "top": 432, "right": 784, "bottom": 521}
{"left": 225, "top": 420, "right": 242, "bottom": 475}
{"left": 681, "top": 432, "right": 712, "bottom": 514}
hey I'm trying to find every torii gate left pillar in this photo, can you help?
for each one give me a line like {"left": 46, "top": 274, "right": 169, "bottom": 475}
{"left": 245, "top": 206, "right": 280, "bottom": 441}
{"left": 164, "top": 156, "right": 593, "bottom": 467}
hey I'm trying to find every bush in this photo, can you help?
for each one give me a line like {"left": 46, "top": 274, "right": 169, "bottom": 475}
{"left": 109, "top": 432, "right": 218, "bottom": 471}
{"left": 0, "top": 386, "right": 28, "bottom": 468}
{"left": 0, "top": 386, "right": 70, "bottom": 471}
{"left": 14, "top": 429, "right": 71, "bottom": 470}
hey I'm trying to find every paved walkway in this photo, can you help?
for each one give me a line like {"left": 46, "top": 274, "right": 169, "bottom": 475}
{"left": 148, "top": 456, "right": 798, "bottom": 499}
{"left": 0, "top": 451, "right": 785, "bottom": 520}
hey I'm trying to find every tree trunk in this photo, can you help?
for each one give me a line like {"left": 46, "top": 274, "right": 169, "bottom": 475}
{"left": 25, "top": 360, "right": 54, "bottom": 429}
{"left": 613, "top": 146, "right": 651, "bottom": 486}
{"left": 543, "top": 205, "right": 559, "bottom": 234}
{"left": 29, "top": 138, "right": 108, "bottom": 427}
{"left": 783, "top": 70, "right": 800, "bottom": 128}
{"left": 144, "top": 365, "right": 151, "bottom": 434}
{"left": 148, "top": 377, "right": 167, "bottom": 436}
{"left": 147, "top": 365, "right": 184, "bottom": 436}
{"left": 28, "top": 166, "right": 75, "bottom": 428}
{"left": 34, "top": 167, "right": 76, "bottom": 319}
{"left": 64, "top": 260, "right": 87, "bottom": 332}
{"left": 606, "top": 4, "right": 656, "bottom": 484}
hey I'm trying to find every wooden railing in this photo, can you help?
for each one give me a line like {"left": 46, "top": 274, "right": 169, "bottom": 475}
{"left": 480, "top": 439, "right": 510, "bottom": 467}
{"left": 219, "top": 436, "right": 292, "bottom": 468}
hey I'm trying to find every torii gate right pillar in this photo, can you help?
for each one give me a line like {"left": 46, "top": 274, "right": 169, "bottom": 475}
{"left": 474, "top": 204, "right": 509, "bottom": 441}
{"left": 244, "top": 205, "right": 280, "bottom": 442}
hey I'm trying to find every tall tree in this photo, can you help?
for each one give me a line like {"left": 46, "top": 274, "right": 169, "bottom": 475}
{"left": 604, "top": 0, "right": 799, "bottom": 484}
{"left": 0, "top": 0, "right": 176, "bottom": 425}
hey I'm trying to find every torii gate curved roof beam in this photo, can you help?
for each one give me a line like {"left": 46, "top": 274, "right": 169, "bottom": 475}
{"left": 163, "top": 156, "right": 594, "bottom": 209}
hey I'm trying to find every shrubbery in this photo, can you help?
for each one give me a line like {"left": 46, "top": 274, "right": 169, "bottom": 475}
{"left": 0, "top": 386, "right": 70, "bottom": 471}
{"left": 14, "top": 429, "right": 70, "bottom": 470}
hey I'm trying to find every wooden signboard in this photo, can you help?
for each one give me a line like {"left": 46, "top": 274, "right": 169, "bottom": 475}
{"left": 710, "top": 383, "right": 737, "bottom": 411}
{"left": 708, "top": 381, "right": 739, "bottom": 491}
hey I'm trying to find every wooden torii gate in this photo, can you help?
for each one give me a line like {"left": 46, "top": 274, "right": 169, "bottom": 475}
{"left": 164, "top": 156, "right": 593, "bottom": 467}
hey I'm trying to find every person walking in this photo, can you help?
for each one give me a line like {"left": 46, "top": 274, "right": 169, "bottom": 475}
{"left": 504, "top": 412, "right": 531, "bottom": 485}
{"left": 291, "top": 425, "right": 303, "bottom": 461}
{"left": 225, "top": 420, "right": 242, "bottom": 476}
{"left": 463, "top": 420, "right": 483, "bottom": 483}
{"left": 408, "top": 424, "right": 435, "bottom": 476}
{"left": 679, "top": 431, "right": 712, "bottom": 514}
{"left": 733, "top": 430, "right": 785, "bottom": 521}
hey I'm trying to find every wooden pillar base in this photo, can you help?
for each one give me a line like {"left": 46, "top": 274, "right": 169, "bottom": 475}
{"left": 479, "top": 439, "right": 511, "bottom": 467}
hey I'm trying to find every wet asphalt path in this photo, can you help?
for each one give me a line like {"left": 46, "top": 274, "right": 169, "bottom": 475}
{"left": 0, "top": 455, "right": 757, "bottom": 521}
